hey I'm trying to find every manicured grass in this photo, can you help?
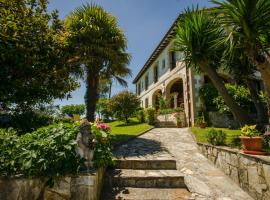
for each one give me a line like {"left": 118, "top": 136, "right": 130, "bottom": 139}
{"left": 191, "top": 127, "right": 242, "bottom": 148}
{"left": 107, "top": 118, "right": 154, "bottom": 146}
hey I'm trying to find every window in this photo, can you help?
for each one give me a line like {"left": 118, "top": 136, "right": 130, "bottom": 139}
{"left": 170, "top": 52, "right": 176, "bottom": 70}
{"left": 145, "top": 74, "right": 149, "bottom": 90}
{"left": 138, "top": 83, "right": 141, "bottom": 95}
{"left": 154, "top": 65, "right": 159, "bottom": 83}
{"left": 162, "top": 59, "right": 166, "bottom": 69}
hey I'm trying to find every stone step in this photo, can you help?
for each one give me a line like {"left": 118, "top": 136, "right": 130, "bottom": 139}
{"left": 157, "top": 121, "right": 177, "bottom": 128}
{"left": 101, "top": 187, "right": 191, "bottom": 200}
{"left": 115, "top": 159, "right": 177, "bottom": 170}
{"left": 106, "top": 169, "right": 185, "bottom": 188}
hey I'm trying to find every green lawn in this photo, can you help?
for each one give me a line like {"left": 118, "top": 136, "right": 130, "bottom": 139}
{"left": 107, "top": 118, "right": 154, "bottom": 146}
{"left": 191, "top": 127, "right": 242, "bottom": 148}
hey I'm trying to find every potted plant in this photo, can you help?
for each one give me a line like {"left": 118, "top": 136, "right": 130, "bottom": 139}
{"left": 174, "top": 112, "right": 182, "bottom": 128}
{"left": 240, "top": 125, "right": 266, "bottom": 155}
{"left": 195, "top": 116, "right": 207, "bottom": 128}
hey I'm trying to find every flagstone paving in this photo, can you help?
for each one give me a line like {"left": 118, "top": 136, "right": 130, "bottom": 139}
{"left": 102, "top": 128, "right": 253, "bottom": 200}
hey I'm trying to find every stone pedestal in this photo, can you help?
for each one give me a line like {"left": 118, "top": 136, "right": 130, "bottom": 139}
{"left": 0, "top": 168, "right": 104, "bottom": 200}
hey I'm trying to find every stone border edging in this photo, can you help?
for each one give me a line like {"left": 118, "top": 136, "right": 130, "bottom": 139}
{"left": 197, "top": 142, "right": 270, "bottom": 165}
{"left": 197, "top": 142, "right": 270, "bottom": 200}
{"left": 112, "top": 127, "right": 154, "bottom": 149}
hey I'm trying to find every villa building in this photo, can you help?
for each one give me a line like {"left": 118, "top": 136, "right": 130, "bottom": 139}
{"left": 133, "top": 14, "right": 203, "bottom": 127}
{"left": 133, "top": 14, "right": 264, "bottom": 127}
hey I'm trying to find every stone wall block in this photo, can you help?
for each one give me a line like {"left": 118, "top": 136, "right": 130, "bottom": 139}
{"left": 44, "top": 177, "right": 71, "bottom": 200}
{"left": 0, "top": 169, "right": 104, "bottom": 200}
{"left": 263, "top": 164, "right": 270, "bottom": 188}
{"left": 198, "top": 143, "right": 270, "bottom": 200}
{"left": 229, "top": 153, "right": 238, "bottom": 167}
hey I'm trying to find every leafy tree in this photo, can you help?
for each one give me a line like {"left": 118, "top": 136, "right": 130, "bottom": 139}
{"left": 66, "top": 3, "right": 131, "bottom": 122}
{"left": 96, "top": 98, "right": 112, "bottom": 120}
{"left": 213, "top": 0, "right": 270, "bottom": 104}
{"left": 108, "top": 91, "right": 140, "bottom": 124}
{"left": 174, "top": 7, "right": 253, "bottom": 125}
{"left": 61, "top": 104, "right": 85, "bottom": 117}
{"left": 0, "top": 0, "right": 80, "bottom": 111}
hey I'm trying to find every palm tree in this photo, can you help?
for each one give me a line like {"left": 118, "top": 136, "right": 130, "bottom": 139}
{"left": 66, "top": 3, "right": 131, "bottom": 122}
{"left": 213, "top": 0, "right": 270, "bottom": 104}
{"left": 174, "top": 7, "right": 253, "bottom": 125}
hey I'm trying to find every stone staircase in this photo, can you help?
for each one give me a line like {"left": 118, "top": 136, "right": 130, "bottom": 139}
{"left": 102, "top": 159, "right": 190, "bottom": 200}
{"left": 101, "top": 132, "right": 191, "bottom": 200}
{"left": 157, "top": 121, "right": 177, "bottom": 128}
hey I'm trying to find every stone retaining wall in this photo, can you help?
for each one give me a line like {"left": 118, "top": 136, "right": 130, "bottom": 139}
{"left": 197, "top": 143, "right": 270, "bottom": 200}
{"left": 208, "top": 111, "right": 239, "bottom": 128}
{"left": 0, "top": 168, "right": 104, "bottom": 200}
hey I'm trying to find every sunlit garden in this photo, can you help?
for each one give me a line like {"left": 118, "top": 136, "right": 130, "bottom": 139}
{"left": 1, "top": 0, "right": 270, "bottom": 199}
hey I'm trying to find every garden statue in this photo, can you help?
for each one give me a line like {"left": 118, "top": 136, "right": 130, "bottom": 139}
{"left": 76, "top": 119, "right": 96, "bottom": 172}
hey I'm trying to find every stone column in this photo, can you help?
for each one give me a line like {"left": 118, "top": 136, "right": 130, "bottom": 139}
{"left": 171, "top": 92, "right": 178, "bottom": 109}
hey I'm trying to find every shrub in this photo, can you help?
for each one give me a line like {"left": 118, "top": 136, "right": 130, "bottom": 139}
{"left": 205, "top": 128, "right": 226, "bottom": 146}
{"left": 136, "top": 108, "right": 145, "bottom": 123}
{"left": 0, "top": 123, "right": 83, "bottom": 177}
{"left": 145, "top": 108, "right": 156, "bottom": 125}
{"left": 227, "top": 134, "right": 241, "bottom": 148}
{"left": 199, "top": 83, "right": 219, "bottom": 111}
{"left": 213, "top": 84, "right": 256, "bottom": 114}
{"left": 108, "top": 91, "right": 140, "bottom": 124}
{"left": 54, "top": 117, "right": 74, "bottom": 124}
{"left": 159, "top": 107, "right": 184, "bottom": 115}
{"left": 96, "top": 98, "right": 112, "bottom": 121}
{"left": 61, "top": 104, "right": 85, "bottom": 117}
{"left": 158, "top": 96, "right": 170, "bottom": 110}
{"left": 0, "top": 111, "right": 54, "bottom": 134}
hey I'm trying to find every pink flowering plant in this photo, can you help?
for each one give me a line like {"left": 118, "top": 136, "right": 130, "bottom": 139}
{"left": 91, "top": 122, "right": 114, "bottom": 167}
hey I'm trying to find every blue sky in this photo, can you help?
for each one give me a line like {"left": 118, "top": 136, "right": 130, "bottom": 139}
{"left": 50, "top": 0, "right": 214, "bottom": 106}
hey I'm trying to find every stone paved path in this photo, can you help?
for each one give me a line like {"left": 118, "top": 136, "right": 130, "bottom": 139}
{"left": 109, "top": 128, "right": 254, "bottom": 200}
{"left": 157, "top": 128, "right": 254, "bottom": 199}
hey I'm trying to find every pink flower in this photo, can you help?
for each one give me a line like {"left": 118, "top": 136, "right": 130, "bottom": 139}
{"left": 96, "top": 123, "right": 111, "bottom": 132}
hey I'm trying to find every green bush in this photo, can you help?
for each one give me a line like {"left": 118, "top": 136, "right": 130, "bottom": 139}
{"left": 54, "top": 117, "right": 74, "bottom": 124}
{"left": 159, "top": 107, "right": 184, "bottom": 115}
{"left": 205, "top": 128, "right": 226, "bottom": 146}
{"left": 199, "top": 83, "right": 219, "bottom": 111}
{"left": 145, "top": 108, "right": 156, "bottom": 125}
{"left": 213, "top": 84, "right": 256, "bottom": 114}
{"left": 136, "top": 108, "right": 145, "bottom": 123}
{"left": 227, "top": 134, "right": 241, "bottom": 148}
{"left": 61, "top": 104, "right": 85, "bottom": 117}
{"left": 0, "top": 111, "right": 54, "bottom": 134}
{"left": 108, "top": 91, "right": 140, "bottom": 124}
{"left": 199, "top": 83, "right": 265, "bottom": 114}
{"left": 0, "top": 123, "right": 83, "bottom": 177}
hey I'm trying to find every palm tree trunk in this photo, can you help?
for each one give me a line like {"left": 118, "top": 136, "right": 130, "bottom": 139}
{"left": 246, "top": 79, "right": 268, "bottom": 126}
{"left": 200, "top": 62, "right": 253, "bottom": 126}
{"left": 249, "top": 51, "right": 270, "bottom": 109}
{"left": 85, "top": 68, "right": 99, "bottom": 122}
{"left": 109, "top": 81, "right": 112, "bottom": 98}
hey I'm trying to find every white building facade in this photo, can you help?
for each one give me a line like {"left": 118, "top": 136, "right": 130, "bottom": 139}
{"left": 133, "top": 15, "right": 204, "bottom": 126}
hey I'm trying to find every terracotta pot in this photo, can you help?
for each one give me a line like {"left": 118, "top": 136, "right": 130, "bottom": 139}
{"left": 177, "top": 122, "right": 182, "bottom": 128}
{"left": 240, "top": 136, "right": 263, "bottom": 151}
{"left": 199, "top": 122, "right": 207, "bottom": 129}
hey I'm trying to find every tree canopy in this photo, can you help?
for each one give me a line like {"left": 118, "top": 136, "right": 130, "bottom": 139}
{"left": 65, "top": 3, "right": 131, "bottom": 121}
{"left": 0, "top": 0, "right": 81, "bottom": 111}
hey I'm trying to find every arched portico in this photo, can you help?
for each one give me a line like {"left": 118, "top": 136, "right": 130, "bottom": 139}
{"left": 152, "top": 89, "right": 163, "bottom": 111}
{"left": 165, "top": 78, "right": 184, "bottom": 109}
